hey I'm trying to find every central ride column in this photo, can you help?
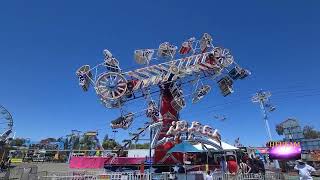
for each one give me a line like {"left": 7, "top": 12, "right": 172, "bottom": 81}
{"left": 154, "top": 84, "right": 183, "bottom": 164}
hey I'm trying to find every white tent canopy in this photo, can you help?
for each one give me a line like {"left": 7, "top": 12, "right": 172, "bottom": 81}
{"left": 193, "top": 138, "right": 238, "bottom": 151}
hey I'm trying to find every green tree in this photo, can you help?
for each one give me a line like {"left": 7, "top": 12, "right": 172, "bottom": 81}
{"left": 70, "top": 136, "right": 80, "bottom": 150}
{"left": 40, "top": 137, "right": 57, "bottom": 144}
{"left": 303, "top": 126, "right": 320, "bottom": 139}
{"left": 79, "top": 136, "right": 96, "bottom": 150}
{"left": 10, "top": 138, "right": 26, "bottom": 147}
{"left": 102, "top": 139, "right": 119, "bottom": 149}
{"left": 103, "top": 134, "right": 109, "bottom": 142}
{"left": 135, "top": 143, "right": 150, "bottom": 149}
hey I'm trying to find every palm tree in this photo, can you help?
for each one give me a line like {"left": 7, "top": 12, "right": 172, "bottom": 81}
{"left": 275, "top": 124, "right": 284, "bottom": 135}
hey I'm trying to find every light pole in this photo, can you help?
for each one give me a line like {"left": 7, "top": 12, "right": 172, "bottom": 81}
{"left": 149, "top": 127, "right": 152, "bottom": 178}
{"left": 252, "top": 91, "right": 274, "bottom": 140}
{"left": 112, "top": 130, "right": 118, "bottom": 141}
{"left": 252, "top": 90, "right": 279, "bottom": 169}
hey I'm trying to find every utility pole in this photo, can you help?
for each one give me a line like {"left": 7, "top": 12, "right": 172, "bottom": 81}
{"left": 252, "top": 90, "right": 279, "bottom": 169}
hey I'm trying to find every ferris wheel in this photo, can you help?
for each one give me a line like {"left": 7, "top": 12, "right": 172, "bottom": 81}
{"left": 0, "top": 105, "right": 13, "bottom": 144}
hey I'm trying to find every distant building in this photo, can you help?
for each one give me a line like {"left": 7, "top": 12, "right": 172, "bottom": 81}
{"left": 301, "top": 138, "right": 320, "bottom": 161}
{"left": 29, "top": 141, "right": 64, "bottom": 150}
{"left": 278, "top": 118, "right": 320, "bottom": 161}
{"left": 301, "top": 138, "right": 320, "bottom": 151}
{"left": 127, "top": 149, "right": 154, "bottom": 158}
{"left": 278, "top": 118, "right": 304, "bottom": 141}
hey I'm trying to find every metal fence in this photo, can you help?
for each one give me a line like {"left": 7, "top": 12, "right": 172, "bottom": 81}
{"left": 40, "top": 175, "right": 98, "bottom": 180}
{"left": 209, "top": 172, "right": 283, "bottom": 180}
{"left": 39, "top": 172, "right": 283, "bottom": 180}
{"left": 46, "top": 170, "right": 105, "bottom": 177}
{"left": 41, "top": 173, "right": 152, "bottom": 180}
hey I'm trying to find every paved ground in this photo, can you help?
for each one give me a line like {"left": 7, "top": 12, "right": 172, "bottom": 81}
{"left": 20, "top": 162, "right": 70, "bottom": 172}
{"left": 11, "top": 162, "right": 104, "bottom": 172}
{"left": 0, "top": 163, "right": 320, "bottom": 179}
{"left": 0, "top": 162, "right": 104, "bottom": 179}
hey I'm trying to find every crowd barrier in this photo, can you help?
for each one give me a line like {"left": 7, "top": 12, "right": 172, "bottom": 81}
{"left": 40, "top": 172, "right": 283, "bottom": 180}
{"left": 40, "top": 175, "right": 98, "bottom": 180}
{"left": 46, "top": 170, "right": 105, "bottom": 177}
{"left": 209, "top": 172, "right": 282, "bottom": 180}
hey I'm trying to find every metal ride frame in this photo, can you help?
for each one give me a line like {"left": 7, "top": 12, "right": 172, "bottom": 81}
{"left": 0, "top": 105, "right": 14, "bottom": 144}
{"left": 76, "top": 33, "right": 250, "bottom": 164}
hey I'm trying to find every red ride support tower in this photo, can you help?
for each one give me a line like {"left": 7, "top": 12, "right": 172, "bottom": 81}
{"left": 154, "top": 84, "right": 183, "bottom": 164}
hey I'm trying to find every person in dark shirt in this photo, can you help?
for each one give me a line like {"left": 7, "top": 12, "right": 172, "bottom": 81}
{"left": 251, "top": 158, "right": 259, "bottom": 173}
{"left": 254, "top": 156, "right": 265, "bottom": 174}
{"left": 0, "top": 160, "right": 5, "bottom": 172}
{"left": 246, "top": 158, "right": 255, "bottom": 172}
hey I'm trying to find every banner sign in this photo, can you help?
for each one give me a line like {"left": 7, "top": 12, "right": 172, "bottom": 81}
{"left": 266, "top": 141, "right": 301, "bottom": 160}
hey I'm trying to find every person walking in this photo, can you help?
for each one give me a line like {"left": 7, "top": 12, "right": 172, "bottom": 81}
{"left": 169, "top": 172, "right": 177, "bottom": 180}
{"left": 219, "top": 156, "right": 227, "bottom": 173}
{"left": 252, "top": 156, "right": 266, "bottom": 180}
{"left": 0, "top": 160, "right": 5, "bottom": 172}
{"left": 239, "top": 159, "right": 252, "bottom": 174}
{"left": 253, "top": 156, "right": 265, "bottom": 174}
{"left": 227, "top": 156, "right": 238, "bottom": 180}
{"left": 227, "top": 156, "right": 238, "bottom": 175}
{"left": 294, "top": 160, "right": 316, "bottom": 180}
{"left": 204, "top": 170, "right": 213, "bottom": 180}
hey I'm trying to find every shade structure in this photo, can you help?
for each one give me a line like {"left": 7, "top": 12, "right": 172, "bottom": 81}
{"left": 193, "top": 138, "right": 238, "bottom": 151}
{"left": 168, "top": 141, "right": 204, "bottom": 153}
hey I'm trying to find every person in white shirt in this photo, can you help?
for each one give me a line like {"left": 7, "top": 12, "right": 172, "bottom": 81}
{"left": 294, "top": 160, "right": 316, "bottom": 180}
{"left": 204, "top": 170, "right": 213, "bottom": 180}
{"left": 239, "top": 159, "right": 252, "bottom": 174}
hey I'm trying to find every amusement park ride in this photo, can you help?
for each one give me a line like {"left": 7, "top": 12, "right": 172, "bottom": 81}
{"left": 0, "top": 105, "right": 14, "bottom": 146}
{"left": 76, "top": 33, "right": 250, "bottom": 164}
{"left": 65, "top": 130, "right": 103, "bottom": 152}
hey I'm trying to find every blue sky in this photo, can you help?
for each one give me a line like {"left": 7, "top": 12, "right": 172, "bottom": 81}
{"left": 0, "top": 0, "right": 319, "bottom": 146}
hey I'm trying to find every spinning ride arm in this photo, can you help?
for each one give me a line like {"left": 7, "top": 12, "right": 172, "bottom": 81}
{"left": 76, "top": 39, "right": 249, "bottom": 109}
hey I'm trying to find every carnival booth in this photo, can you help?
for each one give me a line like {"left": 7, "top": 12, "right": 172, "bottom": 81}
{"left": 190, "top": 139, "right": 239, "bottom": 172}
{"left": 148, "top": 119, "right": 239, "bottom": 172}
